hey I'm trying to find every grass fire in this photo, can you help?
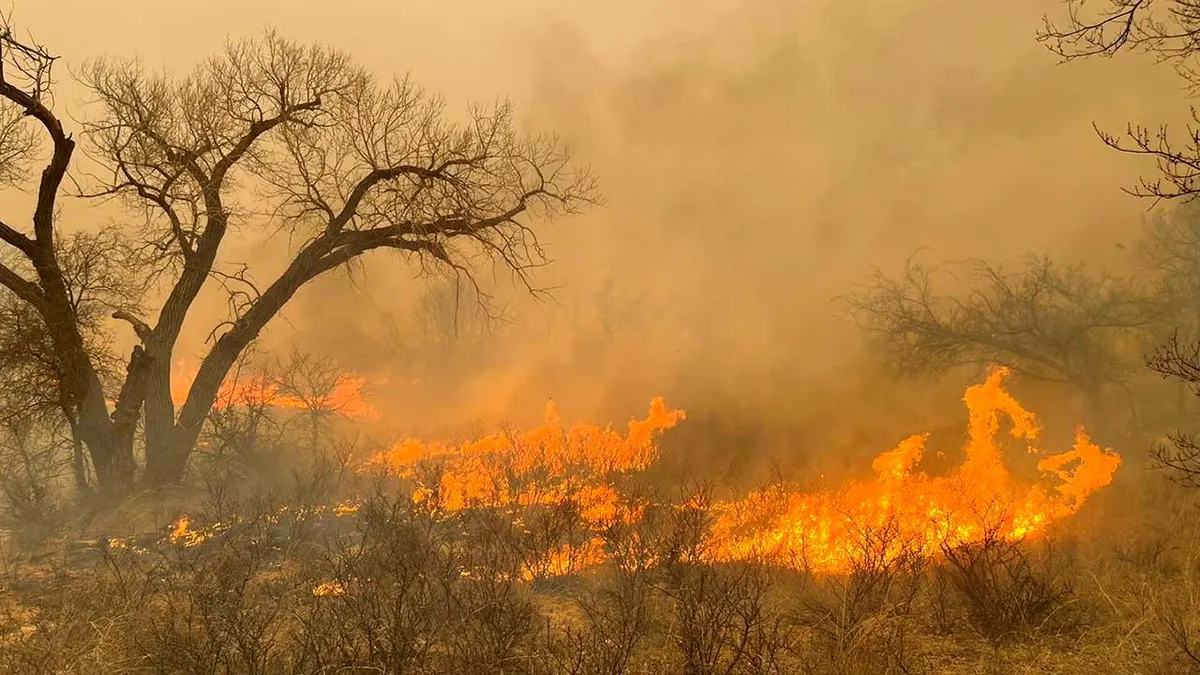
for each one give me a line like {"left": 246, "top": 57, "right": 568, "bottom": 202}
{"left": 351, "top": 367, "right": 1120, "bottom": 578}
{"left": 4, "top": 0, "right": 1200, "bottom": 673}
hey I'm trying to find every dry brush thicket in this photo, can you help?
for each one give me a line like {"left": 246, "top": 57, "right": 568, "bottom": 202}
{"left": 0, "top": 456, "right": 1196, "bottom": 675}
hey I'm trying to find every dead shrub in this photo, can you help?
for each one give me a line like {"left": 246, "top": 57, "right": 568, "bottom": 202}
{"left": 795, "top": 517, "right": 927, "bottom": 675}
{"left": 655, "top": 490, "right": 794, "bottom": 675}
{"left": 938, "top": 525, "right": 1074, "bottom": 645}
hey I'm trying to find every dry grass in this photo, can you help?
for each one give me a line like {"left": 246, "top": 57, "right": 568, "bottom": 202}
{"left": 0, "top": 470, "right": 1193, "bottom": 675}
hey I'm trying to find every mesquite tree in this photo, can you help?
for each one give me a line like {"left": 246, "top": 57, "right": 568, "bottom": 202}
{"left": 845, "top": 255, "right": 1159, "bottom": 436}
{"left": 0, "top": 19, "right": 594, "bottom": 490}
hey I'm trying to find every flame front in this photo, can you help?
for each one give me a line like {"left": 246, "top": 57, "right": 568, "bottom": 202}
{"left": 368, "top": 397, "right": 685, "bottom": 516}
{"left": 364, "top": 367, "right": 1122, "bottom": 577}
{"left": 702, "top": 367, "right": 1121, "bottom": 572}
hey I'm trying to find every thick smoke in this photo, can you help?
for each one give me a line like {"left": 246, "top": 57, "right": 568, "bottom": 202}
{"left": 15, "top": 0, "right": 1189, "bottom": 466}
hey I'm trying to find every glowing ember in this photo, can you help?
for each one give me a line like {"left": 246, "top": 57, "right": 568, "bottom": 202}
{"left": 312, "top": 580, "right": 347, "bottom": 597}
{"left": 167, "top": 514, "right": 212, "bottom": 547}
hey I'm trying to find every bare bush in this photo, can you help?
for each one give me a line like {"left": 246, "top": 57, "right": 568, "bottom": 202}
{"left": 654, "top": 492, "right": 793, "bottom": 675}
{"left": 294, "top": 493, "right": 456, "bottom": 673}
{"left": 194, "top": 350, "right": 283, "bottom": 482}
{"left": 126, "top": 517, "right": 292, "bottom": 674}
{"left": 0, "top": 418, "right": 65, "bottom": 528}
{"left": 795, "top": 518, "right": 927, "bottom": 674}
{"left": 939, "top": 526, "right": 1075, "bottom": 645}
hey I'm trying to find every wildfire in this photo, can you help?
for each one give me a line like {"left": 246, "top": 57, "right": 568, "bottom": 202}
{"left": 170, "top": 361, "right": 378, "bottom": 420}
{"left": 365, "top": 367, "right": 1121, "bottom": 577}
{"left": 142, "top": 367, "right": 1121, "bottom": 584}
{"left": 367, "top": 397, "right": 684, "bottom": 520}
{"left": 701, "top": 368, "right": 1121, "bottom": 573}
{"left": 365, "top": 397, "right": 685, "bottom": 578}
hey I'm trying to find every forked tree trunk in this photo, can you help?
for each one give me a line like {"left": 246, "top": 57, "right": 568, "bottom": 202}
{"left": 143, "top": 435, "right": 193, "bottom": 487}
{"left": 74, "top": 410, "right": 136, "bottom": 492}
{"left": 45, "top": 324, "right": 138, "bottom": 492}
{"left": 142, "top": 345, "right": 242, "bottom": 486}
{"left": 140, "top": 250, "right": 323, "bottom": 486}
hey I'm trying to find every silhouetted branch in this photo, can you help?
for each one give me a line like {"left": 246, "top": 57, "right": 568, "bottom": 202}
{"left": 844, "top": 254, "right": 1156, "bottom": 393}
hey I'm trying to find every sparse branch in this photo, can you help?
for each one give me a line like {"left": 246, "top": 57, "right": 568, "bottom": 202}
{"left": 0, "top": 13, "right": 64, "bottom": 142}
{"left": 0, "top": 260, "right": 43, "bottom": 308}
{"left": 1148, "top": 331, "right": 1200, "bottom": 395}
{"left": 0, "top": 218, "right": 33, "bottom": 256}
{"left": 1038, "top": 0, "right": 1149, "bottom": 59}
{"left": 0, "top": 16, "right": 74, "bottom": 246}
{"left": 1041, "top": 1, "right": 1200, "bottom": 200}
{"left": 845, "top": 254, "right": 1156, "bottom": 397}
{"left": 1147, "top": 331, "right": 1200, "bottom": 484}
{"left": 207, "top": 262, "right": 263, "bottom": 332}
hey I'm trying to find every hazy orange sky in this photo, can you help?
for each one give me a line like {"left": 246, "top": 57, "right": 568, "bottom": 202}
{"left": 12, "top": 0, "right": 1191, "bottom": 432}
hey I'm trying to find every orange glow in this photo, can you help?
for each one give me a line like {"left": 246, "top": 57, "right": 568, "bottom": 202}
{"left": 366, "top": 397, "right": 684, "bottom": 580}
{"left": 701, "top": 367, "right": 1122, "bottom": 573}
{"left": 170, "top": 360, "right": 378, "bottom": 420}
{"left": 149, "top": 367, "right": 1120, "bottom": 583}
{"left": 365, "top": 368, "right": 1121, "bottom": 577}
{"left": 367, "top": 397, "right": 685, "bottom": 517}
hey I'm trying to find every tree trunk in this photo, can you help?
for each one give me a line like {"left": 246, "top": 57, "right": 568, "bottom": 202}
{"left": 143, "top": 432, "right": 192, "bottom": 487}
{"left": 66, "top": 418, "right": 89, "bottom": 493}
{"left": 145, "top": 237, "right": 347, "bottom": 485}
{"left": 76, "top": 426, "right": 136, "bottom": 492}
{"left": 139, "top": 237, "right": 355, "bottom": 486}
{"left": 140, "top": 350, "right": 180, "bottom": 486}
{"left": 54, "top": 354, "right": 137, "bottom": 492}
{"left": 28, "top": 242, "right": 139, "bottom": 491}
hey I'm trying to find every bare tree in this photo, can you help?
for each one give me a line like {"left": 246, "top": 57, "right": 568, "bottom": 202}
{"left": 270, "top": 349, "right": 360, "bottom": 455}
{"left": 845, "top": 254, "right": 1157, "bottom": 431}
{"left": 0, "top": 415, "right": 64, "bottom": 524}
{"left": 0, "top": 17, "right": 595, "bottom": 491}
{"left": 1040, "top": 3, "right": 1200, "bottom": 463}
{"left": 1040, "top": 0, "right": 1200, "bottom": 200}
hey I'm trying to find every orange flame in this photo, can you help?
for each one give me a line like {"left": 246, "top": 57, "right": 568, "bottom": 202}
{"left": 365, "top": 367, "right": 1121, "bottom": 578}
{"left": 366, "top": 397, "right": 684, "bottom": 578}
{"left": 367, "top": 397, "right": 685, "bottom": 516}
{"left": 702, "top": 367, "right": 1121, "bottom": 573}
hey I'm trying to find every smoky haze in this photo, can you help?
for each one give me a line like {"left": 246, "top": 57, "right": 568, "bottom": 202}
{"left": 17, "top": 0, "right": 1185, "bottom": 462}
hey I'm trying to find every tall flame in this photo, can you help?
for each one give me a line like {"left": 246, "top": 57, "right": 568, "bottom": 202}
{"left": 365, "top": 367, "right": 1121, "bottom": 577}
{"left": 367, "top": 396, "right": 685, "bottom": 518}
{"left": 702, "top": 368, "right": 1121, "bottom": 573}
